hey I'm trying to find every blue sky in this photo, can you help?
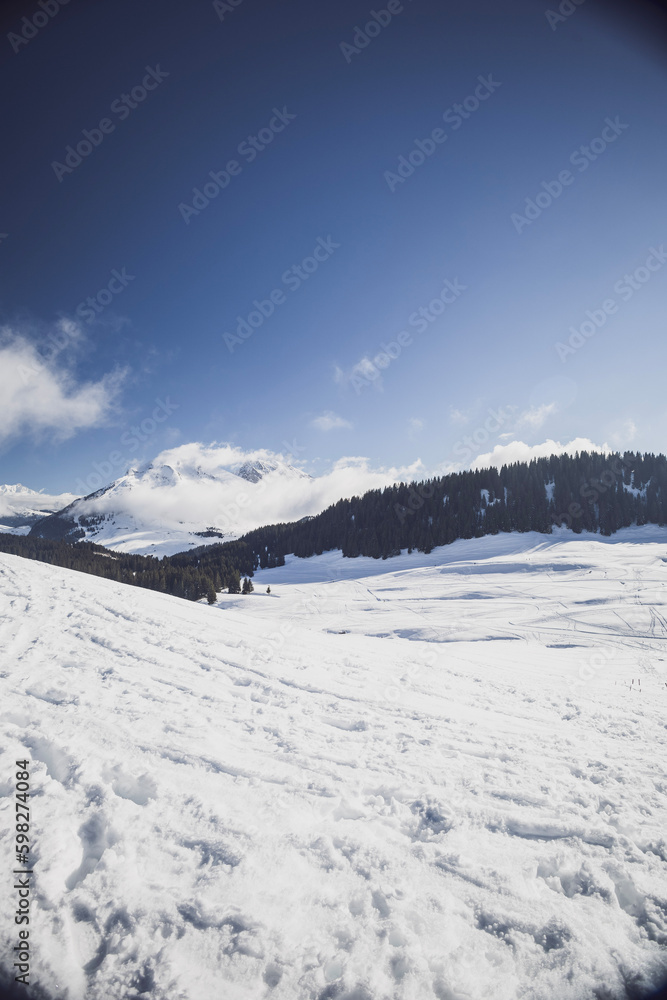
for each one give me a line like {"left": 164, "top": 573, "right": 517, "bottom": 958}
{"left": 0, "top": 0, "right": 666, "bottom": 493}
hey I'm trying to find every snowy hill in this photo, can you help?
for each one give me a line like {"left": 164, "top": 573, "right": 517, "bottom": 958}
{"left": 1, "top": 528, "right": 666, "bottom": 999}
{"left": 29, "top": 445, "right": 313, "bottom": 557}
{"left": 0, "top": 483, "right": 80, "bottom": 535}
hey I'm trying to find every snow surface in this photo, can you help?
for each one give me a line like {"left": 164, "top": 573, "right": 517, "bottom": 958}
{"left": 1, "top": 528, "right": 667, "bottom": 999}
{"left": 0, "top": 523, "right": 31, "bottom": 536}
{"left": 480, "top": 489, "right": 500, "bottom": 509}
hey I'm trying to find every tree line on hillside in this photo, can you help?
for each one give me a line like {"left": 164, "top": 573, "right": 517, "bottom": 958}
{"left": 0, "top": 535, "right": 245, "bottom": 602}
{"left": 193, "top": 450, "right": 667, "bottom": 566}
{"left": 5, "top": 451, "right": 666, "bottom": 603}
{"left": 0, "top": 533, "right": 262, "bottom": 605}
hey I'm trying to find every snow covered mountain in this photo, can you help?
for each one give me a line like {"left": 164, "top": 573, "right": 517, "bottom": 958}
{"left": 0, "top": 483, "right": 80, "bottom": 535}
{"left": 1, "top": 527, "right": 666, "bottom": 999}
{"left": 30, "top": 444, "right": 316, "bottom": 557}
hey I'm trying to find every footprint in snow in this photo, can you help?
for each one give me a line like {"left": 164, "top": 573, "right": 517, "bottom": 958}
{"left": 65, "top": 813, "right": 113, "bottom": 891}
{"left": 105, "top": 764, "right": 157, "bottom": 805}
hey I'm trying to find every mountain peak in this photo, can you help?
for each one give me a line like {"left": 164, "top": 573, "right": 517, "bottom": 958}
{"left": 28, "top": 443, "right": 317, "bottom": 556}
{"left": 0, "top": 483, "right": 42, "bottom": 496}
{"left": 235, "top": 460, "right": 277, "bottom": 483}
{"left": 233, "top": 459, "right": 309, "bottom": 483}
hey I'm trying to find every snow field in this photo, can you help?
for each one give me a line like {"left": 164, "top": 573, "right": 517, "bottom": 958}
{"left": 0, "top": 528, "right": 666, "bottom": 999}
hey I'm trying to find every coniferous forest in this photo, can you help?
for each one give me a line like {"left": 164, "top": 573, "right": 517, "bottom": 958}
{"left": 2, "top": 450, "right": 664, "bottom": 604}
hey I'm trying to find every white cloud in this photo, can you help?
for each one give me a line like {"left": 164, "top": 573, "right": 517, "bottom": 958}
{"left": 447, "top": 401, "right": 554, "bottom": 441}
{"left": 514, "top": 403, "right": 556, "bottom": 431}
{"left": 334, "top": 356, "right": 384, "bottom": 392}
{"left": 449, "top": 408, "right": 469, "bottom": 426}
{"left": 311, "top": 411, "right": 353, "bottom": 431}
{"left": 408, "top": 417, "right": 424, "bottom": 434}
{"left": 320, "top": 454, "right": 425, "bottom": 500}
{"left": 471, "top": 437, "right": 610, "bottom": 470}
{"left": 0, "top": 324, "right": 125, "bottom": 446}
{"left": 609, "top": 419, "right": 638, "bottom": 447}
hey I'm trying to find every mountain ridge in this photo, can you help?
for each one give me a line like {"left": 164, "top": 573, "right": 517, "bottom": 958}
{"left": 0, "top": 483, "right": 81, "bottom": 533}
{"left": 27, "top": 447, "right": 312, "bottom": 556}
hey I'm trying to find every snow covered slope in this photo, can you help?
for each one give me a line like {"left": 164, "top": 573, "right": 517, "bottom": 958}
{"left": 1, "top": 528, "right": 667, "bottom": 1000}
{"left": 29, "top": 445, "right": 311, "bottom": 557}
{"left": 0, "top": 484, "right": 80, "bottom": 535}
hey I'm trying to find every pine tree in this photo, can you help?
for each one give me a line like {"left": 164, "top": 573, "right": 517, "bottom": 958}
{"left": 242, "top": 577, "right": 254, "bottom": 594}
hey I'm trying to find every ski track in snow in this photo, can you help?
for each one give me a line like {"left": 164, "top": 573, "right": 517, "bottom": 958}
{"left": 1, "top": 528, "right": 667, "bottom": 1000}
